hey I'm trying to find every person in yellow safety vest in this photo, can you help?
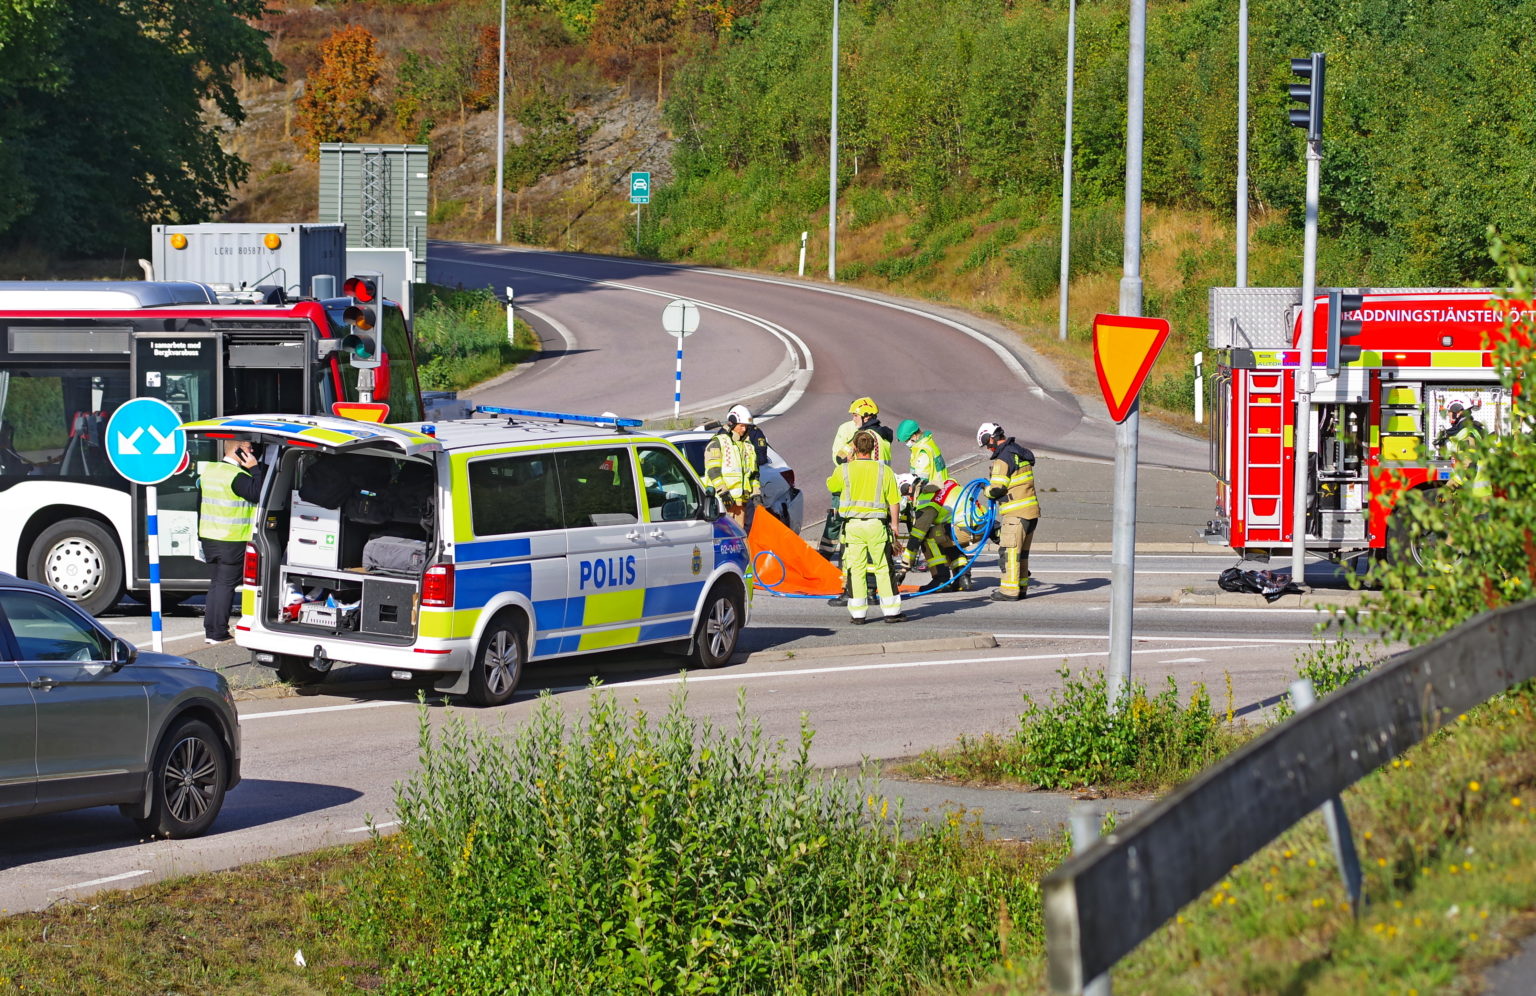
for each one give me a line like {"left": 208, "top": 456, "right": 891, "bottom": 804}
{"left": 978, "top": 421, "right": 1041, "bottom": 601}
{"left": 896, "top": 477, "right": 972, "bottom": 592}
{"left": 703, "top": 405, "right": 760, "bottom": 530}
{"left": 198, "top": 438, "right": 266, "bottom": 644}
{"left": 824, "top": 397, "right": 894, "bottom": 604}
{"left": 896, "top": 418, "right": 951, "bottom": 488}
{"left": 827, "top": 429, "right": 906, "bottom": 624}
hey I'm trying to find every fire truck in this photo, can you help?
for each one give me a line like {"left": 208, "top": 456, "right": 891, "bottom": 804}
{"left": 0, "top": 279, "right": 423, "bottom": 614}
{"left": 1206, "top": 287, "right": 1522, "bottom": 566}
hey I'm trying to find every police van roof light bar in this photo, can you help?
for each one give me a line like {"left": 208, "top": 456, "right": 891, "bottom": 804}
{"left": 473, "top": 405, "right": 643, "bottom": 429}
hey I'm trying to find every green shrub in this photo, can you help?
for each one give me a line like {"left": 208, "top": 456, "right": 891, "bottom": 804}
{"left": 341, "top": 687, "right": 1060, "bottom": 995}
{"left": 412, "top": 285, "right": 538, "bottom": 391}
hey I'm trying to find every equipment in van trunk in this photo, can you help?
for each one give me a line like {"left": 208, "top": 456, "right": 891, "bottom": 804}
{"left": 181, "top": 408, "right": 752, "bottom": 709}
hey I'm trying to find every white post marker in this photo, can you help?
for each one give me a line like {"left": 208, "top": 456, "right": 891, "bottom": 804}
{"left": 798, "top": 231, "right": 808, "bottom": 277}
{"left": 505, "top": 285, "right": 515, "bottom": 345}
{"left": 661, "top": 299, "right": 701, "bottom": 422}
{"left": 103, "top": 398, "right": 188, "bottom": 653}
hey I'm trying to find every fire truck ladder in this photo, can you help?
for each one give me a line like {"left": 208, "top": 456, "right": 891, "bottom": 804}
{"left": 1243, "top": 372, "right": 1286, "bottom": 531}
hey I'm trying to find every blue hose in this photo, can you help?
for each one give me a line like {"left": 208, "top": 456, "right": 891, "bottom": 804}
{"left": 752, "top": 477, "right": 997, "bottom": 601}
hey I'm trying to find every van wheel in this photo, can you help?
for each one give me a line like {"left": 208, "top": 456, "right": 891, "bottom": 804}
{"left": 467, "top": 616, "right": 525, "bottom": 707}
{"left": 131, "top": 718, "right": 228, "bottom": 839}
{"left": 28, "top": 518, "right": 124, "bottom": 616}
{"left": 275, "top": 654, "right": 327, "bottom": 686}
{"left": 689, "top": 584, "right": 742, "bottom": 669}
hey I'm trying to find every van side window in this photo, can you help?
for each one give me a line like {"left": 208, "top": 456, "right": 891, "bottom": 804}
{"left": 467, "top": 454, "right": 563, "bottom": 535}
{"left": 555, "top": 448, "right": 638, "bottom": 527}
{"left": 637, "top": 447, "right": 700, "bottom": 521}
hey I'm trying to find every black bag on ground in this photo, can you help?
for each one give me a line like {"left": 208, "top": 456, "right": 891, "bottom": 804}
{"left": 1218, "top": 566, "right": 1303, "bottom": 603}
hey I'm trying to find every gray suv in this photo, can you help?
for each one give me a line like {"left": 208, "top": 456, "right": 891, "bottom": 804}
{"left": 0, "top": 574, "right": 240, "bottom": 838}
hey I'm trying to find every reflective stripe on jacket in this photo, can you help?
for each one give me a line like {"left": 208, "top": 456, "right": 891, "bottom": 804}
{"left": 988, "top": 439, "right": 1040, "bottom": 520}
{"left": 828, "top": 460, "right": 897, "bottom": 519}
{"left": 198, "top": 461, "right": 255, "bottom": 542}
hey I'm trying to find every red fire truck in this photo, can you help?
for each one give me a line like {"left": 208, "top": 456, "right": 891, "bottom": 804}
{"left": 0, "top": 280, "right": 424, "bottom": 614}
{"left": 1206, "top": 287, "right": 1523, "bottom": 566}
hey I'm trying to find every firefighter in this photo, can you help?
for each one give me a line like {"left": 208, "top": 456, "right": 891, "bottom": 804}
{"left": 823, "top": 397, "right": 894, "bottom": 605}
{"left": 832, "top": 397, "right": 894, "bottom": 465}
{"left": 827, "top": 429, "right": 905, "bottom": 624}
{"left": 1434, "top": 400, "right": 1486, "bottom": 450}
{"left": 896, "top": 418, "right": 952, "bottom": 488}
{"left": 897, "top": 476, "right": 971, "bottom": 592}
{"left": 703, "top": 405, "right": 760, "bottom": 530}
{"left": 978, "top": 421, "right": 1041, "bottom": 600}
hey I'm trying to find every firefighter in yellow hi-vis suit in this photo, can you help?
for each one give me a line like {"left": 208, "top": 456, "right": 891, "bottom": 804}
{"left": 978, "top": 421, "right": 1040, "bottom": 600}
{"left": 703, "top": 406, "right": 760, "bottom": 530}
{"left": 826, "top": 430, "right": 906, "bottom": 624}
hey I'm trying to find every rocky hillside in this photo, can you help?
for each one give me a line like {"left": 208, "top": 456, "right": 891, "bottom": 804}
{"left": 220, "top": 1, "right": 677, "bottom": 254}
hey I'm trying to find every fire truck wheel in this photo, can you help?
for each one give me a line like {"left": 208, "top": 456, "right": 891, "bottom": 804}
{"left": 1386, "top": 489, "right": 1459, "bottom": 572}
{"left": 28, "top": 518, "right": 125, "bottom": 617}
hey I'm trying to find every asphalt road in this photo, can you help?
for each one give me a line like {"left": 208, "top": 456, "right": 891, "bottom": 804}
{"left": 5, "top": 248, "right": 1357, "bottom": 914}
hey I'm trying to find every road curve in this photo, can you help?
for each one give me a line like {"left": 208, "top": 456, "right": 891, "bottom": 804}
{"left": 429, "top": 244, "right": 1204, "bottom": 516}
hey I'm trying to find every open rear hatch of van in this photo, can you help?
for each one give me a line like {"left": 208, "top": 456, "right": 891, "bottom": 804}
{"left": 183, "top": 414, "right": 443, "bottom": 642}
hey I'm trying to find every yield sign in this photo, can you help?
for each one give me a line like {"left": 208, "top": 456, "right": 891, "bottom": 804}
{"left": 1092, "top": 313, "right": 1171, "bottom": 423}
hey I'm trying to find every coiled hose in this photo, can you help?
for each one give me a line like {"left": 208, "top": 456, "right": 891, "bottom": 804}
{"left": 754, "top": 477, "right": 997, "bottom": 601}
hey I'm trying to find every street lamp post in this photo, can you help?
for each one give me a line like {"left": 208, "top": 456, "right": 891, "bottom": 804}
{"left": 1236, "top": 0, "right": 1248, "bottom": 286}
{"left": 494, "top": 0, "right": 506, "bottom": 243}
{"left": 828, "top": 0, "right": 840, "bottom": 282}
{"left": 1058, "top": 0, "right": 1077, "bottom": 342}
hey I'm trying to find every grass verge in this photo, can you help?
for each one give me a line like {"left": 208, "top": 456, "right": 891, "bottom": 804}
{"left": 411, "top": 284, "right": 540, "bottom": 392}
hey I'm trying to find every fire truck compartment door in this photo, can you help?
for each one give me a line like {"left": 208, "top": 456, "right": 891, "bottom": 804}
{"left": 1311, "top": 370, "right": 1369, "bottom": 404}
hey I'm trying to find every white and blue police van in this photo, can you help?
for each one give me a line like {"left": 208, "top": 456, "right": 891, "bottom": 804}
{"left": 182, "top": 407, "right": 751, "bottom": 706}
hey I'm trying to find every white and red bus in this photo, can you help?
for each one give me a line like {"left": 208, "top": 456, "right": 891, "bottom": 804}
{"left": 0, "top": 280, "right": 422, "bottom": 613}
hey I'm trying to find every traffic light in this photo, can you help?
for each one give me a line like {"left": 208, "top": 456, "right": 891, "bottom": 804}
{"left": 340, "top": 330, "right": 381, "bottom": 369}
{"left": 1325, "top": 289, "right": 1364, "bottom": 376}
{"left": 1288, "top": 53, "right": 1325, "bottom": 141}
{"left": 343, "top": 274, "right": 378, "bottom": 302}
{"left": 340, "top": 271, "right": 380, "bottom": 346}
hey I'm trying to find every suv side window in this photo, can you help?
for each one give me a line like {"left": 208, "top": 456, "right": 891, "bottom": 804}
{"left": 555, "top": 447, "right": 638, "bottom": 527}
{"left": 2, "top": 591, "right": 111, "bottom": 662}
{"left": 638, "top": 447, "right": 700, "bottom": 521}
{"left": 467, "top": 453, "right": 564, "bottom": 535}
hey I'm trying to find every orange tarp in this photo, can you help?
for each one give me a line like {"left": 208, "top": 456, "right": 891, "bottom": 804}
{"left": 748, "top": 510, "right": 844, "bottom": 596}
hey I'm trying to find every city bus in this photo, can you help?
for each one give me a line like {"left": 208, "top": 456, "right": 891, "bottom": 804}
{"left": 0, "top": 280, "right": 423, "bottom": 614}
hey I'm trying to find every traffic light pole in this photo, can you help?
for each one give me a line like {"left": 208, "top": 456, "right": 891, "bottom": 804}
{"left": 1289, "top": 138, "right": 1321, "bottom": 586}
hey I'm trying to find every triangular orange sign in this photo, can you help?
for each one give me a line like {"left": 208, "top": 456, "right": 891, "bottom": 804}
{"left": 331, "top": 401, "right": 391, "bottom": 423}
{"left": 1093, "top": 313, "right": 1171, "bottom": 422}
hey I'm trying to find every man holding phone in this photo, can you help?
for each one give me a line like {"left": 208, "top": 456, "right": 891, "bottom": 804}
{"left": 197, "top": 437, "right": 265, "bottom": 644}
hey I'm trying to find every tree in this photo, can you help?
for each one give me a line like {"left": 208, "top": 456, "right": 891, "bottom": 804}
{"left": 294, "top": 24, "right": 385, "bottom": 160}
{"left": 0, "top": 0, "right": 280, "bottom": 256}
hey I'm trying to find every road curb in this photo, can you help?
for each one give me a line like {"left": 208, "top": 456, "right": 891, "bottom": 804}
{"left": 733, "top": 633, "right": 998, "bottom": 664}
{"left": 1177, "top": 587, "right": 1365, "bottom": 609}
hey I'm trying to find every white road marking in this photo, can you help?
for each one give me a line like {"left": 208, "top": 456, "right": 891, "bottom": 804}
{"left": 52, "top": 870, "right": 150, "bottom": 891}
{"left": 1080, "top": 605, "right": 1339, "bottom": 615}
{"left": 345, "top": 820, "right": 398, "bottom": 834}
{"left": 993, "top": 633, "right": 1327, "bottom": 644}
{"left": 1158, "top": 657, "right": 1209, "bottom": 664}
{"left": 241, "top": 700, "right": 408, "bottom": 721}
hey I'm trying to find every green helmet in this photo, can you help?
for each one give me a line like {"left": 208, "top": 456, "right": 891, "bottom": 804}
{"left": 896, "top": 418, "right": 921, "bottom": 443}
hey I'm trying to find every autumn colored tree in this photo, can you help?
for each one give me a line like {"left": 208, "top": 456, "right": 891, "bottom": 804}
{"left": 294, "top": 25, "right": 385, "bottom": 160}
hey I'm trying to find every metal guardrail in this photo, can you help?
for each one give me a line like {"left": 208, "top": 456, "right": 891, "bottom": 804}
{"left": 1043, "top": 601, "right": 1536, "bottom": 992}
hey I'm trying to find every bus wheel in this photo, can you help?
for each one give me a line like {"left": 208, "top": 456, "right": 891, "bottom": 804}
{"left": 28, "top": 519, "right": 124, "bottom": 616}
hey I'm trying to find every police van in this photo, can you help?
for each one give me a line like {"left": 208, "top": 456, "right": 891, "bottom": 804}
{"left": 182, "top": 407, "right": 751, "bottom": 706}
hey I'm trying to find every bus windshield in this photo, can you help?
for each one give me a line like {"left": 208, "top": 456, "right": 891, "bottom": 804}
{"left": 0, "top": 368, "right": 132, "bottom": 487}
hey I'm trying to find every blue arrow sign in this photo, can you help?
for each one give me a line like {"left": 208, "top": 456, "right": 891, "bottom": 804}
{"left": 105, "top": 398, "right": 187, "bottom": 485}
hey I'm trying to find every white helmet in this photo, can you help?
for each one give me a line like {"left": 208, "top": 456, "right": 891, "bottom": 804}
{"left": 726, "top": 404, "right": 754, "bottom": 427}
{"left": 977, "top": 422, "right": 1002, "bottom": 447}
{"left": 897, "top": 472, "right": 916, "bottom": 496}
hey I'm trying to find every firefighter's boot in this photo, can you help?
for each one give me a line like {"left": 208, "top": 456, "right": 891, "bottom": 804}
{"left": 991, "top": 548, "right": 1024, "bottom": 601}
{"left": 946, "top": 558, "right": 973, "bottom": 592}
{"left": 929, "top": 562, "right": 953, "bottom": 590}
{"left": 828, "top": 574, "right": 851, "bottom": 607}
